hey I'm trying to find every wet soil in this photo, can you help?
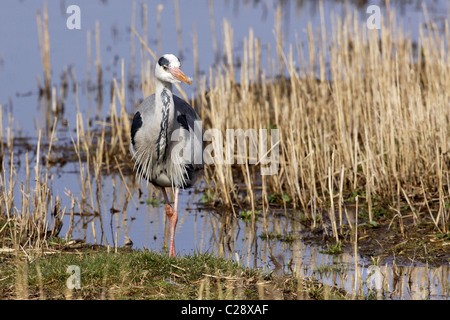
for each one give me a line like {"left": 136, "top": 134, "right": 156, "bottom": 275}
{"left": 353, "top": 217, "right": 449, "bottom": 266}
{"left": 305, "top": 213, "right": 450, "bottom": 267}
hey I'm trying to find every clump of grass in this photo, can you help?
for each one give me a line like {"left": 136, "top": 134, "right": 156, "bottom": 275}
{"left": 199, "top": 189, "right": 216, "bottom": 204}
{"left": 320, "top": 242, "right": 343, "bottom": 255}
{"left": 268, "top": 192, "right": 292, "bottom": 205}
{"left": 260, "top": 231, "right": 295, "bottom": 243}
{"left": 145, "top": 198, "right": 160, "bottom": 207}
{"left": 435, "top": 233, "right": 450, "bottom": 241}
{"left": 238, "top": 209, "right": 260, "bottom": 223}
{"left": 316, "top": 263, "right": 348, "bottom": 276}
{"left": 238, "top": 209, "right": 252, "bottom": 222}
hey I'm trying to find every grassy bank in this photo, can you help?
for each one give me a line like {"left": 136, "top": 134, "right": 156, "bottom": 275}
{"left": 0, "top": 247, "right": 349, "bottom": 300}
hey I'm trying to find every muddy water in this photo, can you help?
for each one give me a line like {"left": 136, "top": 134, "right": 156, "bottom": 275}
{"left": 1, "top": 0, "right": 449, "bottom": 300}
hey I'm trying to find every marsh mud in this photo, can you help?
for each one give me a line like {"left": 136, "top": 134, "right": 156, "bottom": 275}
{"left": 348, "top": 217, "right": 450, "bottom": 266}
{"left": 306, "top": 218, "right": 450, "bottom": 266}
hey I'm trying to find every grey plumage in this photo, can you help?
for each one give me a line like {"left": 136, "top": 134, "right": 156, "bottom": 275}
{"left": 130, "top": 93, "right": 203, "bottom": 188}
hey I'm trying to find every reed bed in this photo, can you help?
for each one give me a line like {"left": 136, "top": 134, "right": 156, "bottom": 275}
{"left": 0, "top": 6, "right": 132, "bottom": 252}
{"left": 0, "top": 127, "right": 64, "bottom": 252}
{"left": 194, "top": 6, "right": 450, "bottom": 239}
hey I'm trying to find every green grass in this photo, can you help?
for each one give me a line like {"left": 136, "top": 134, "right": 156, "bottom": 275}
{"left": 0, "top": 249, "right": 249, "bottom": 299}
{"left": 146, "top": 198, "right": 160, "bottom": 207}
{"left": 268, "top": 192, "right": 292, "bottom": 205}
{"left": 0, "top": 248, "right": 292, "bottom": 300}
{"left": 0, "top": 247, "right": 355, "bottom": 300}
{"left": 259, "top": 232, "right": 296, "bottom": 243}
{"left": 238, "top": 209, "right": 260, "bottom": 223}
{"left": 199, "top": 190, "right": 215, "bottom": 204}
{"left": 320, "top": 242, "right": 343, "bottom": 255}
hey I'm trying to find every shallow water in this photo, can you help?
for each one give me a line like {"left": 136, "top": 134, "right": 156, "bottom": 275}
{"left": 1, "top": 0, "right": 449, "bottom": 299}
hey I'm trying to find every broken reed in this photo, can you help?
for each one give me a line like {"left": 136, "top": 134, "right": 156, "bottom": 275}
{"left": 36, "top": 3, "right": 51, "bottom": 98}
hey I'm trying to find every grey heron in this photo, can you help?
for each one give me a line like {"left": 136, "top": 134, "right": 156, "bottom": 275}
{"left": 130, "top": 54, "right": 203, "bottom": 257}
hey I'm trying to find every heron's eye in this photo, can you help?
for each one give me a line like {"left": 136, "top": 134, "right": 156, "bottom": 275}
{"left": 162, "top": 66, "right": 168, "bottom": 71}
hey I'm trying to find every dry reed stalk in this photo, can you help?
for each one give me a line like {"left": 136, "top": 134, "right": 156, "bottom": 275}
{"left": 173, "top": 0, "right": 183, "bottom": 58}
{"left": 338, "top": 165, "right": 345, "bottom": 233}
{"left": 156, "top": 4, "right": 163, "bottom": 57}
{"left": 138, "top": 4, "right": 152, "bottom": 98}
{"left": 129, "top": 2, "right": 137, "bottom": 84}
{"left": 72, "top": 112, "right": 88, "bottom": 219}
{"left": 86, "top": 29, "right": 92, "bottom": 88}
{"left": 193, "top": 23, "right": 199, "bottom": 87}
{"left": 223, "top": 19, "right": 235, "bottom": 81}
{"left": 64, "top": 189, "right": 76, "bottom": 242}
{"left": 352, "top": 195, "right": 359, "bottom": 299}
{"left": 327, "top": 166, "right": 339, "bottom": 242}
{"left": 15, "top": 258, "right": 28, "bottom": 299}
{"left": 111, "top": 60, "right": 128, "bottom": 156}
{"left": 36, "top": 2, "right": 51, "bottom": 98}
{"left": 274, "top": 3, "right": 284, "bottom": 76}
{"left": 86, "top": 29, "right": 94, "bottom": 114}
{"left": 208, "top": 0, "right": 219, "bottom": 62}
{"left": 95, "top": 21, "right": 103, "bottom": 113}
{"left": 35, "top": 263, "right": 45, "bottom": 300}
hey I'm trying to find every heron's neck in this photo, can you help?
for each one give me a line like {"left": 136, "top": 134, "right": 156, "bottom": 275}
{"left": 155, "top": 80, "right": 175, "bottom": 109}
{"left": 155, "top": 79, "right": 174, "bottom": 161}
{"left": 155, "top": 79, "right": 173, "bottom": 96}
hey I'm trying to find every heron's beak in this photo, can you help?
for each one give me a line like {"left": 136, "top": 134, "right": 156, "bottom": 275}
{"left": 170, "top": 67, "right": 192, "bottom": 85}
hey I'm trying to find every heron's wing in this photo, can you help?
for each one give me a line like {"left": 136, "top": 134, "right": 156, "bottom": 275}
{"left": 173, "top": 95, "right": 200, "bottom": 129}
{"left": 136, "top": 94, "right": 156, "bottom": 122}
{"left": 173, "top": 95, "right": 204, "bottom": 170}
{"left": 130, "top": 94, "right": 156, "bottom": 156}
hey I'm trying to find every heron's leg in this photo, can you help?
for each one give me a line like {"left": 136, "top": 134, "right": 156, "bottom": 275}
{"left": 168, "top": 188, "right": 179, "bottom": 257}
{"left": 161, "top": 187, "right": 178, "bottom": 257}
{"left": 161, "top": 187, "right": 174, "bottom": 218}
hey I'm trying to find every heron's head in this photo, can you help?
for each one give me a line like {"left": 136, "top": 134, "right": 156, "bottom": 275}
{"left": 155, "top": 54, "right": 192, "bottom": 85}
